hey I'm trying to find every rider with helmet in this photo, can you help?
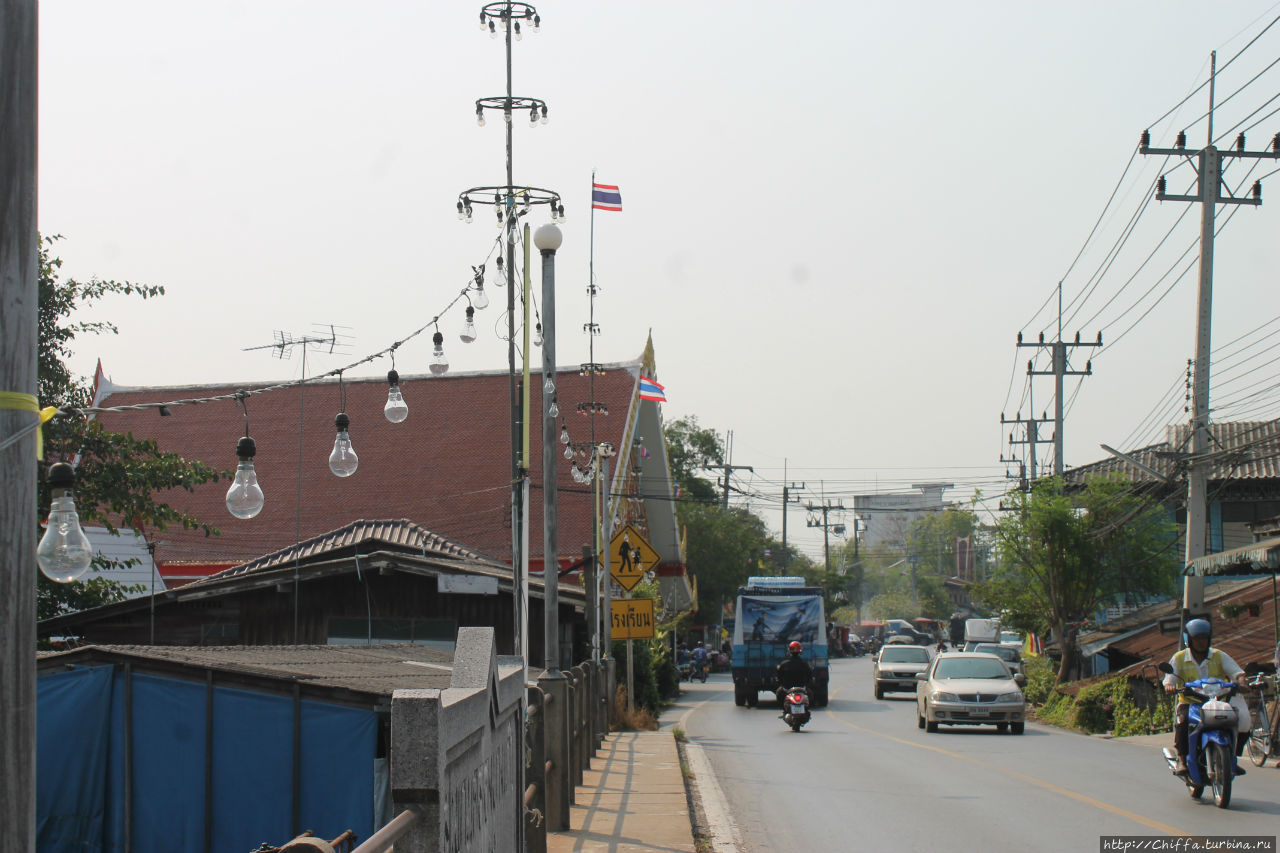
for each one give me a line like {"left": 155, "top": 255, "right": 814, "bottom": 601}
{"left": 775, "top": 641, "right": 813, "bottom": 706}
{"left": 1163, "top": 618, "right": 1251, "bottom": 775}
{"left": 692, "top": 641, "right": 709, "bottom": 678}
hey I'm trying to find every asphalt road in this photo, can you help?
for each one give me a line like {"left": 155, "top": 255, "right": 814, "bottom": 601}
{"left": 665, "top": 656, "right": 1280, "bottom": 852}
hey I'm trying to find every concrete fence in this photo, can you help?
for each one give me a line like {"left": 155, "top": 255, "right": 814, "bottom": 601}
{"left": 377, "top": 628, "right": 617, "bottom": 853}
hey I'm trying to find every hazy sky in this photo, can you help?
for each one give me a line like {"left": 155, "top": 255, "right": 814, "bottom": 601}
{"left": 38, "top": 1, "right": 1280, "bottom": 561}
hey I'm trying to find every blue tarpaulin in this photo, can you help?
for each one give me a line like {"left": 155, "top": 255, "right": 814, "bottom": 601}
{"left": 37, "top": 665, "right": 376, "bottom": 852}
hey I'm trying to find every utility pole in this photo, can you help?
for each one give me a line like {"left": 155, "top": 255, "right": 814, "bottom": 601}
{"left": 806, "top": 498, "right": 844, "bottom": 574}
{"left": 719, "top": 430, "right": 754, "bottom": 510}
{"left": 779, "top": 480, "right": 804, "bottom": 574}
{"left": 1, "top": 0, "right": 38, "bottom": 845}
{"left": 1017, "top": 282, "right": 1101, "bottom": 477}
{"left": 1139, "top": 50, "right": 1280, "bottom": 615}
{"left": 1000, "top": 410, "right": 1053, "bottom": 482}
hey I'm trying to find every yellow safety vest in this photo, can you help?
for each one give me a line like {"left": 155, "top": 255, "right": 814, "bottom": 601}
{"left": 1172, "top": 648, "right": 1230, "bottom": 706}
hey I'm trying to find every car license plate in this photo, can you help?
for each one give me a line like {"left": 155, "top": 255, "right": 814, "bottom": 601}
{"left": 968, "top": 706, "right": 989, "bottom": 717}
{"left": 791, "top": 704, "right": 805, "bottom": 713}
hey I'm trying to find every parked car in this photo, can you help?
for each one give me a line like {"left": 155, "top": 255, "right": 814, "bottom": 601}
{"left": 970, "top": 642, "right": 1025, "bottom": 677}
{"left": 915, "top": 652, "right": 1027, "bottom": 733}
{"left": 999, "top": 630, "right": 1023, "bottom": 647}
{"left": 873, "top": 644, "right": 932, "bottom": 699}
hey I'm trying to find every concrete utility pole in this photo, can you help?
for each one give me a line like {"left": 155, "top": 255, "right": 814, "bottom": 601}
{"left": 779, "top": 480, "right": 804, "bottom": 574}
{"left": 1139, "top": 50, "right": 1279, "bottom": 615}
{"left": 1017, "top": 283, "right": 1101, "bottom": 478}
{"left": 719, "top": 429, "right": 753, "bottom": 510}
{"left": 805, "top": 499, "right": 844, "bottom": 574}
{"left": 1001, "top": 410, "right": 1053, "bottom": 482}
{"left": 1, "top": 1, "right": 38, "bottom": 846}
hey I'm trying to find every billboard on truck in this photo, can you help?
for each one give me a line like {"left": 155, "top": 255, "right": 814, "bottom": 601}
{"left": 732, "top": 595, "right": 825, "bottom": 647}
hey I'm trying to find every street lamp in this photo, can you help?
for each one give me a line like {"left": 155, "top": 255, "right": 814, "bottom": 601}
{"left": 536, "top": 223, "right": 563, "bottom": 673}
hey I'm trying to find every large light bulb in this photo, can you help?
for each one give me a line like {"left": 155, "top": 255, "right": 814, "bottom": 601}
{"left": 548, "top": 399, "right": 559, "bottom": 418}
{"left": 36, "top": 462, "right": 93, "bottom": 583}
{"left": 460, "top": 306, "right": 477, "bottom": 342}
{"left": 473, "top": 282, "right": 490, "bottom": 310}
{"left": 559, "top": 424, "right": 570, "bottom": 445}
{"left": 564, "top": 444, "right": 573, "bottom": 460}
{"left": 495, "top": 257, "right": 507, "bottom": 288}
{"left": 430, "top": 331, "right": 450, "bottom": 375}
{"left": 534, "top": 323, "right": 543, "bottom": 347}
{"left": 226, "top": 437, "right": 265, "bottom": 519}
{"left": 384, "top": 370, "right": 409, "bottom": 423}
{"left": 329, "top": 413, "right": 359, "bottom": 477}
{"left": 543, "top": 376, "right": 555, "bottom": 395}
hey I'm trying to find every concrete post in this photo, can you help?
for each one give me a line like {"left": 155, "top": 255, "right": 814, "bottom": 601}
{"left": 0, "top": 2, "right": 39, "bottom": 848}
{"left": 536, "top": 668, "right": 571, "bottom": 831}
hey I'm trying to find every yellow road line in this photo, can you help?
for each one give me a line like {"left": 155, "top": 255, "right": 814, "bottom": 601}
{"left": 826, "top": 688, "right": 1193, "bottom": 837}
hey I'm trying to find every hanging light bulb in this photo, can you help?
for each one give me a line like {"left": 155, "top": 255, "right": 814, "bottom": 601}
{"left": 473, "top": 280, "right": 490, "bottom": 310}
{"left": 476, "top": 106, "right": 486, "bottom": 127}
{"left": 540, "top": 105, "right": 549, "bottom": 125}
{"left": 548, "top": 397, "right": 559, "bottom": 418}
{"left": 571, "top": 464, "right": 583, "bottom": 483}
{"left": 559, "top": 422, "right": 570, "bottom": 445}
{"left": 534, "top": 323, "right": 544, "bottom": 347}
{"left": 329, "top": 413, "right": 359, "bottom": 477}
{"left": 430, "top": 331, "right": 449, "bottom": 375}
{"left": 460, "top": 306, "right": 478, "bottom": 342}
{"left": 456, "top": 201, "right": 466, "bottom": 220}
{"left": 36, "top": 462, "right": 94, "bottom": 583}
{"left": 494, "top": 256, "right": 507, "bottom": 288}
{"left": 225, "top": 436, "right": 265, "bottom": 519}
{"left": 384, "top": 370, "right": 408, "bottom": 423}
{"left": 564, "top": 444, "right": 574, "bottom": 460}
{"left": 543, "top": 375, "right": 555, "bottom": 395}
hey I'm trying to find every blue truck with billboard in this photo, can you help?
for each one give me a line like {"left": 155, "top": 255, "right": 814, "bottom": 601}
{"left": 732, "top": 576, "right": 829, "bottom": 707}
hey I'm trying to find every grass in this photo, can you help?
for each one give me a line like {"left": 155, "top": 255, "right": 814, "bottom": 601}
{"left": 610, "top": 685, "right": 658, "bottom": 731}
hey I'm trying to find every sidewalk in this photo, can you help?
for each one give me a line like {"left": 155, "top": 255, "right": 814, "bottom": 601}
{"left": 546, "top": 730, "right": 696, "bottom": 853}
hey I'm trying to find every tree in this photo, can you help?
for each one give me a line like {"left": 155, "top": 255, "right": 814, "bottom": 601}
{"left": 978, "top": 475, "right": 1178, "bottom": 683}
{"left": 37, "top": 236, "right": 225, "bottom": 621}
{"left": 663, "top": 416, "right": 723, "bottom": 503}
{"left": 677, "top": 502, "right": 772, "bottom": 623}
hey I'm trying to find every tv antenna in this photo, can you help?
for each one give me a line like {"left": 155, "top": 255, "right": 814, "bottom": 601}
{"left": 241, "top": 324, "right": 353, "bottom": 360}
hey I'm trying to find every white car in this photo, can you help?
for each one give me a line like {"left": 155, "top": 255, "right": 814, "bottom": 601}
{"left": 916, "top": 652, "right": 1027, "bottom": 734}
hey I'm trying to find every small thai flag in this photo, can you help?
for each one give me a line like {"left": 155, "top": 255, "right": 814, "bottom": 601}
{"left": 592, "top": 183, "right": 622, "bottom": 212}
{"left": 638, "top": 375, "right": 666, "bottom": 402}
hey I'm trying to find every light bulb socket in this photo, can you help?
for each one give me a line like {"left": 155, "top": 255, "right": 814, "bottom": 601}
{"left": 466, "top": 305, "right": 475, "bottom": 320}
{"left": 433, "top": 331, "right": 444, "bottom": 347}
{"left": 335, "top": 412, "right": 350, "bottom": 431}
{"left": 47, "top": 461, "right": 76, "bottom": 491}
{"left": 387, "top": 369, "right": 400, "bottom": 386}
{"left": 236, "top": 436, "right": 257, "bottom": 459}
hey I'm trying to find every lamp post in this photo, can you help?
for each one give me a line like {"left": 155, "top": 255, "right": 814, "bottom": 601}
{"left": 456, "top": 1, "right": 563, "bottom": 668}
{"left": 536, "top": 223, "right": 563, "bottom": 672}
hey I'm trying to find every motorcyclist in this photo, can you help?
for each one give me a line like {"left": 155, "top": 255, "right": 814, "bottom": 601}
{"left": 775, "top": 641, "right": 813, "bottom": 708}
{"left": 692, "top": 641, "right": 709, "bottom": 677}
{"left": 1162, "top": 618, "right": 1251, "bottom": 776}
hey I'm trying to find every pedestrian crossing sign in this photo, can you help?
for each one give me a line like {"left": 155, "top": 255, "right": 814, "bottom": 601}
{"left": 606, "top": 523, "right": 661, "bottom": 591}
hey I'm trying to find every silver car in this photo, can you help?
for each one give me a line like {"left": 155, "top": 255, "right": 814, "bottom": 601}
{"left": 916, "top": 652, "right": 1027, "bottom": 734}
{"left": 873, "top": 644, "right": 931, "bottom": 699}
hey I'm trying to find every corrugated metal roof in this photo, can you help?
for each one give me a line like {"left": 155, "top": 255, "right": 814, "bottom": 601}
{"left": 38, "top": 643, "right": 463, "bottom": 696}
{"left": 208, "top": 518, "right": 496, "bottom": 580}
{"left": 1065, "top": 420, "right": 1280, "bottom": 484}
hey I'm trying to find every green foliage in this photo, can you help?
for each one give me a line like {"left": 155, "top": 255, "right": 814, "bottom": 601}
{"left": 678, "top": 502, "right": 772, "bottom": 621}
{"left": 1022, "top": 654, "right": 1058, "bottom": 705}
{"left": 664, "top": 416, "right": 723, "bottom": 503}
{"left": 612, "top": 639, "right": 661, "bottom": 713}
{"left": 979, "top": 475, "right": 1178, "bottom": 682}
{"left": 36, "top": 235, "right": 225, "bottom": 621}
{"left": 1029, "top": 671, "right": 1175, "bottom": 736}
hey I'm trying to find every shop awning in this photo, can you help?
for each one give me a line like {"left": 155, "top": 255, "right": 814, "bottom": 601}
{"left": 1184, "top": 536, "right": 1280, "bottom": 576}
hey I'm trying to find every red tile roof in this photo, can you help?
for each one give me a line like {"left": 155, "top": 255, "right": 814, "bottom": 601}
{"left": 91, "top": 362, "right": 645, "bottom": 570}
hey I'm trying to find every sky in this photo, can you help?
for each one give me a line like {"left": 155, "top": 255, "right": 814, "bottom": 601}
{"left": 37, "top": 1, "right": 1280, "bottom": 562}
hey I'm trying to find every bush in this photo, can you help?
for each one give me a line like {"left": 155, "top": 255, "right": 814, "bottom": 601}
{"left": 1030, "top": 671, "right": 1176, "bottom": 736}
{"left": 1022, "top": 655, "right": 1058, "bottom": 705}
{"left": 611, "top": 639, "right": 661, "bottom": 713}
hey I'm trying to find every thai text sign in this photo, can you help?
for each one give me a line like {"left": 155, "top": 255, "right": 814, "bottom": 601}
{"left": 611, "top": 599, "right": 655, "bottom": 640}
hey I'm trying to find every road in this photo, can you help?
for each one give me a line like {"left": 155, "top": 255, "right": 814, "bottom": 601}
{"left": 664, "top": 656, "right": 1280, "bottom": 852}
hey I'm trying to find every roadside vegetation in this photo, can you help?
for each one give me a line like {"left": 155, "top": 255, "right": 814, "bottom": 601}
{"left": 1023, "top": 655, "right": 1174, "bottom": 736}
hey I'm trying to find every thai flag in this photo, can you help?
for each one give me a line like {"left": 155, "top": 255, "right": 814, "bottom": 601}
{"left": 638, "top": 375, "right": 666, "bottom": 402}
{"left": 592, "top": 183, "right": 622, "bottom": 212}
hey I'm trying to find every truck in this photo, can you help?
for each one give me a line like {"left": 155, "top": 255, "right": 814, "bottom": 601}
{"left": 964, "top": 617, "right": 1001, "bottom": 648}
{"left": 731, "top": 576, "right": 829, "bottom": 707}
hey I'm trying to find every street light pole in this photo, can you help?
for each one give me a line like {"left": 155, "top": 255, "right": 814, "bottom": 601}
{"left": 536, "top": 223, "right": 563, "bottom": 672}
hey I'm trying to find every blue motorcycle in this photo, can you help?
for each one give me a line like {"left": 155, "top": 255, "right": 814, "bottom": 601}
{"left": 1159, "top": 664, "right": 1242, "bottom": 809}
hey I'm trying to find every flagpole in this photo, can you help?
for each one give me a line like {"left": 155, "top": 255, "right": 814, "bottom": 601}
{"left": 589, "top": 168, "right": 602, "bottom": 664}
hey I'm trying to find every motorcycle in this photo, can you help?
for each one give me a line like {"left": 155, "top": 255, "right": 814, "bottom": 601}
{"left": 781, "top": 686, "right": 811, "bottom": 732}
{"left": 1157, "top": 663, "right": 1243, "bottom": 809}
{"left": 692, "top": 658, "right": 709, "bottom": 682}
{"left": 676, "top": 657, "right": 692, "bottom": 682}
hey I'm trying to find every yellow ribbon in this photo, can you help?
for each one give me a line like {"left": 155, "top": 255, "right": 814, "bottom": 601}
{"left": 0, "top": 392, "right": 58, "bottom": 459}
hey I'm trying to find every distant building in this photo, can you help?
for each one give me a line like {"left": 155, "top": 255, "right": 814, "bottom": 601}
{"left": 852, "top": 482, "right": 953, "bottom": 556}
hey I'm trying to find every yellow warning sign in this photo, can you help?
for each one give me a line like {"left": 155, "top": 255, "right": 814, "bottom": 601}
{"left": 607, "top": 524, "right": 661, "bottom": 591}
{"left": 611, "top": 598, "right": 655, "bottom": 640}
